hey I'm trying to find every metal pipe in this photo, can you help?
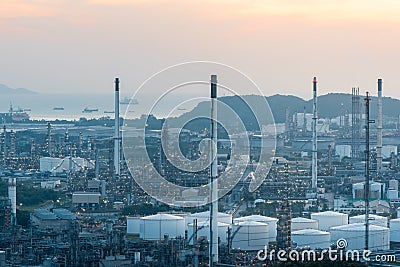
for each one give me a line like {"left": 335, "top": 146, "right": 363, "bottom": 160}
{"left": 209, "top": 74, "right": 218, "bottom": 266}
{"left": 114, "top": 78, "right": 120, "bottom": 176}
{"left": 312, "top": 77, "right": 318, "bottom": 190}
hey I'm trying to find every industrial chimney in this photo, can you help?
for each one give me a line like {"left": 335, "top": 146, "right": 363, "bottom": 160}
{"left": 209, "top": 74, "right": 218, "bottom": 266}
{"left": 8, "top": 178, "right": 16, "bottom": 225}
{"left": 312, "top": 77, "right": 318, "bottom": 190}
{"left": 114, "top": 78, "right": 120, "bottom": 176}
{"left": 377, "top": 79, "right": 383, "bottom": 171}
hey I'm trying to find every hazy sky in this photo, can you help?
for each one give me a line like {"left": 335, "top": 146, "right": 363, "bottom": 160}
{"left": 1, "top": 0, "right": 400, "bottom": 99}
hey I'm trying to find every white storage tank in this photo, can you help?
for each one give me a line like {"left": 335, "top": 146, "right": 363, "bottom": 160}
{"left": 389, "top": 218, "right": 400, "bottom": 242}
{"left": 292, "top": 229, "right": 331, "bottom": 249}
{"left": 291, "top": 217, "right": 318, "bottom": 231}
{"left": 389, "top": 179, "right": 399, "bottom": 190}
{"left": 140, "top": 213, "right": 185, "bottom": 240}
{"left": 185, "top": 211, "right": 232, "bottom": 228}
{"left": 387, "top": 189, "right": 398, "bottom": 200}
{"left": 349, "top": 214, "right": 388, "bottom": 227}
{"left": 233, "top": 215, "right": 277, "bottom": 242}
{"left": 232, "top": 221, "right": 269, "bottom": 251}
{"left": 370, "top": 182, "right": 384, "bottom": 199}
{"left": 127, "top": 216, "right": 141, "bottom": 235}
{"left": 352, "top": 182, "right": 365, "bottom": 199}
{"left": 330, "top": 223, "right": 389, "bottom": 251}
{"left": 187, "top": 221, "right": 230, "bottom": 245}
{"left": 311, "top": 211, "right": 348, "bottom": 231}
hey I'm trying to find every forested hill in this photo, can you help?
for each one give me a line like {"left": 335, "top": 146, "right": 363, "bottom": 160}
{"left": 181, "top": 93, "right": 400, "bottom": 124}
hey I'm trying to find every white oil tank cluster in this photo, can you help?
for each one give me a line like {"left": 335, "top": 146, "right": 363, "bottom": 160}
{"left": 292, "top": 229, "right": 330, "bottom": 249}
{"left": 187, "top": 221, "right": 230, "bottom": 245}
{"left": 291, "top": 217, "right": 318, "bottom": 231}
{"left": 185, "top": 211, "right": 232, "bottom": 227}
{"left": 330, "top": 223, "right": 389, "bottom": 251}
{"left": 233, "top": 215, "right": 278, "bottom": 242}
{"left": 311, "top": 211, "right": 348, "bottom": 231}
{"left": 232, "top": 221, "right": 269, "bottom": 251}
{"left": 349, "top": 214, "right": 388, "bottom": 227}
{"left": 389, "top": 218, "right": 400, "bottom": 243}
{"left": 139, "top": 214, "right": 185, "bottom": 240}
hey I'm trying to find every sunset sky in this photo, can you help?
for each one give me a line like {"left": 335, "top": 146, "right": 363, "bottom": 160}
{"left": 1, "top": 0, "right": 400, "bottom": 99}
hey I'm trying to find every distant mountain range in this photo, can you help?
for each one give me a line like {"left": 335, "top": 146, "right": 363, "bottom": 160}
{"left": 176, "top": 93, "right": 400, "bottom": 125}
{"left": 2, "top": 82, "right": 399, "bottom": 124}
{"left": 0, "top": 84, "right": 37, "bottom": 95}
{"left": 268, "top": 93, "right": 400, "bottom": 122}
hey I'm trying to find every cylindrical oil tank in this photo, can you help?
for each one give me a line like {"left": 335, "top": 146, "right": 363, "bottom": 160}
{"left": 388, "top": 189, "right": 398, "bottom": 200}
{"left": 389, "top": 179, "right": 399, "bottom": 190}
{"left": 140, "top": 213, "right": 185, "bottom": 240}
{"left": 187, "top": 221, "right": 230, "bottom": 245}
{"left": 185, "top": 211, "right": 232, "bottom": 229}
{"left": 292, "top": 229, "right": 331, "bottom": 249}
{"left": 389, "top": 218, "right": 400, "bottom": 242}
{"left": 330, "top": 223, "right": 389, "bottom": 251}
{"left": 311, "top": 211, "right": 348, "bottom": 231}
{"left": 232, "top": 221, "right": 269, "bottom": 251}
{"left": 291, "top": 217, "right": 318, "bottom": 231}
{"left": 127, "top": 216, "right": 141, "bottom": 235}
{"left": 233, "top": 215, "right": 277, "bottom": 242}
{"left": 0, "top": 251, "right": 5, "bottom": 267}
{"left": 349, "top": 214, "right": 388, "bottom": 227}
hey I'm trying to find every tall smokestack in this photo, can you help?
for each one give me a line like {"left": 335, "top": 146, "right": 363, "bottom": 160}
{"left": 1, "top": 125, "right": 6, "bottom": 164}
{"left": 8, "top": 178, "right": 16, "bottom": 225}
{"left": 377, "top": 79, "right": 383, "bottom": 171}
{"left": 312, "top": 77, "right": 318, "bottom": 190}
{"left": 285, "top": 107, "right": 290, "bottom": 138}
{"left": 46, "top": 123, "right": 52, "bottom": 156}
{"left": 114, "top": 78, "right": 120, "bottom": 176}
{"left": 10, "top": 130, "right": 16, "bottom": 157}
{"left": 209, "top": 74, "right": 218, "bottom": 266}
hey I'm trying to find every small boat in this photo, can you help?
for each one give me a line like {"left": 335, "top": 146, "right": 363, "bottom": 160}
{"left": 82, "top": 108, "right": 99, "bottom": 113}
{"left": 177, "top": 107, "right": 187, "bottom": 111}
{"left": 104, "top": 111, "right": 115, "bottom": 114}
{"left": 53, "top": 107, "right": 65, "bottom": 111}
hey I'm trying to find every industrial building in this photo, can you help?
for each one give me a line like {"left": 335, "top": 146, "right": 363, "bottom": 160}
{"left": 1, "top": 76, "right": 400, "bottom": 266}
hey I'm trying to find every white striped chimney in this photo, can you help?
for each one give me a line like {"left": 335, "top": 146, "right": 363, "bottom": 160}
{"left": 312, "top": 77, "right": 318, "bottom": 190}
{"left": 209, "top": 74, "right": 218, "bottom": 266}
{"left": 114, "top": 78, "right": 120, "bottom": 176}
{"left": 8, "top": 178, "right": 16, "bottom": 225}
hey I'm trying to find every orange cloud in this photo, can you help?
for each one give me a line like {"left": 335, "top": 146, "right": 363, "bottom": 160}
{"left": 0, "top": 0, "right": 56, "bottom": 18}
{"left": 212, "top": 0, "right": 400, "bottom": 22}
